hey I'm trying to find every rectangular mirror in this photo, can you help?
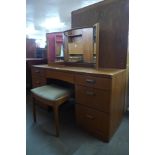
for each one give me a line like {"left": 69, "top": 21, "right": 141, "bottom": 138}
{"left": 46, "top": 23, "right": 99, "bottom": 68}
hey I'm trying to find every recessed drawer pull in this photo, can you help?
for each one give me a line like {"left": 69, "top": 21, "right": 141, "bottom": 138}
{"left": 85, "top": 114, "right": 95, "bottom": 120}
{"left": 85, "top": 79, "right": 96, "bottom": 84}
{"left": 86, "top": 91, "right": 95, "bottom": 96}
{"left": 35, "top": 70, "right": 40, "bottom": 73}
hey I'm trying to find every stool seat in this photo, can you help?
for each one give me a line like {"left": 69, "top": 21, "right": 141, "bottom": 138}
{"left": 31, "top": 84, "right": 71, "bottom": 101}
{"left": 31, "top": 84, "right": 73, "bottom": 137}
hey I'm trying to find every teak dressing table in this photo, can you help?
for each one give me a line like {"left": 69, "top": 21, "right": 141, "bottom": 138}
{"left": 31, "top": 0, "right": 129, "bottom": 141}
{"left": 31, "top": 64, "right": 126, "bottom": 142}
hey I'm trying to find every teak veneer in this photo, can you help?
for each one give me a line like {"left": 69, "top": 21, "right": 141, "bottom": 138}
{"left": 31, "top": 64, "right": 126, "bottom": 142}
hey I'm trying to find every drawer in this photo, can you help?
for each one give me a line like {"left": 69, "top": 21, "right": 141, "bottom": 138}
{"left": 46, "top": 69, "right": 74, "bottom": 84}
{"left": 32, "top": 77, "right": 46, "bottom": 88}
{"left": 76, "top": 104, "right": 109, "bottom": 134}
{"left": 76, "top": 85, "right": 110, "bottom": 112}
{"left": 31, "top": 67, "right": 45, "bottom": 77}
{"left": 75, "top": 74, "right": 111, "bottom": 90}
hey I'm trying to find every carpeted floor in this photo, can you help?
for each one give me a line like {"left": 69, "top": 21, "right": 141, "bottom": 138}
{"left": 26, "top": 93, "right": 129, "bottom": 155}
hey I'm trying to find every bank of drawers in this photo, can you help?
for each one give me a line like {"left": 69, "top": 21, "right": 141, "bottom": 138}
{"left": 75, "top": 74, "right": 112, "bottom": 141}
{"left": 75, "top": 74, "right": 111, "bottom": 90}
{"left": 31, "top": 67, "right": 46, "bottom": 88}
{"left": 76, "top": 85, "right": 110, "bottom": 112}
{"left": 76, "top": 104, "right": 109, "bottom": 136}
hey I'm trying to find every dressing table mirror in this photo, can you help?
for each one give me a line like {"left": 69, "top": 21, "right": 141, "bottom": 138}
{"left": 47, "top": 23, "right": 99, "bottom": 68}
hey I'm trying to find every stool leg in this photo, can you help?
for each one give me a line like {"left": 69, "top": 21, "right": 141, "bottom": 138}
{"left": 53, "top": 106, "right": 59, "bottom": 137}
{"left": 33, "top": 98, "right": 36, "bottom": 123}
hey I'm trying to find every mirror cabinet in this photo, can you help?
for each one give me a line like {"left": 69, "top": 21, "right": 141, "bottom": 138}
{"left": 47, "top": 23, "right": 99, "bottom": 68}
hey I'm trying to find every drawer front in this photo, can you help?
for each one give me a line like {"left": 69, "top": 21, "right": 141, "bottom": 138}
{"left": 31, "top": 67, "right": 45, "bottom": 77}
{"left": 46, "top": 69, "right": 74, "bottom": 84}
{"left": 32, "top": 77, "right": 46, "bottom": 88}
{"left": 76, "top": 85, "right": 110, "bottom": 112}
{"left": 75, "top": 74, "right": 111, "bottom": 90}
{"left": 76, "top": 104, "right": 109, "bottom": 134}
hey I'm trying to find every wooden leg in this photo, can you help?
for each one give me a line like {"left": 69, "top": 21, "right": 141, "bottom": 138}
{"left": 53, "top": 106, "right": 59, "bottom": 137}
{"left": 33, "top": 98, "right": 36, "bottom": 123}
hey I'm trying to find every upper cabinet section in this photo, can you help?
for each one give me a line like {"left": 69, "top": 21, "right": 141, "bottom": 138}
{"left": 47, "top": 23, "right": 99, "bottom": 68}
{"left": 71, "top": 0, "right": 129, "bottom": 69}
{"left": 45, "top": 0, "right": 129, "bottom": 69}
{"left": 64, "top": 23, "right": 99, "bottom": 67}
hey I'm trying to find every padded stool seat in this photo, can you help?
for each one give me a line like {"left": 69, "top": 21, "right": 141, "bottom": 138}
{"left": 31, "top": 84, "right": 72, "bottom": 137}
{"left": 31, "top": 84, "right": 71, "bottom": 101}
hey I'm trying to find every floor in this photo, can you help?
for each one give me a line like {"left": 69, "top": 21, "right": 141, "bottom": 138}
{"left": 26, "top": 93, "right": 129, "bottom": 155}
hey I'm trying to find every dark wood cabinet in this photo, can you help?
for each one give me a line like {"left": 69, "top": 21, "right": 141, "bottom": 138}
{"left": 71, "top": 0, "right": 129, "bottom": 69}
{"left": 26, "top": 38, "right": 36, "bottom": 58}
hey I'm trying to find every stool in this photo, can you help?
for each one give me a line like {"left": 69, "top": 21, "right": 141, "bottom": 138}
{"left": 31, "top": 84, "right": 72, "bottom": 137}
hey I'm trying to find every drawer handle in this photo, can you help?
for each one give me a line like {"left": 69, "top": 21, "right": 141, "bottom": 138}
{"left": 85, "top": 79, "right": 96, "bottom": 84}
{"left": 86, "top": 91, "right": 95, "bottom": 96}
{"left": 86, "top": 114, "right": 95, "bottom": 120}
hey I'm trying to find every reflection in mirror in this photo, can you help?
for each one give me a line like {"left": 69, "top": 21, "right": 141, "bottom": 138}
{"left": 46, "top": 32, "right": 64, "bottom": 64}
{"left": 55, "top": 34, "right": 64, "bottom": 61}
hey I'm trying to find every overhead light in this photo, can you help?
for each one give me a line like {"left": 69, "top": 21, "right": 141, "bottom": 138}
{"left": 35, "top": 39, "right": 46, "bottom": 48}
{"left": 26, "top": 25, "right": 36, "bottom": 35}
{"left": 41, "top": 16, "right": 65, "bottom": 31}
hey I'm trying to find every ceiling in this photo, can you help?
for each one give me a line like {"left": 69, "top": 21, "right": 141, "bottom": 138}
{"left": 26, "top": 0, "right": 103, "bottom": 45}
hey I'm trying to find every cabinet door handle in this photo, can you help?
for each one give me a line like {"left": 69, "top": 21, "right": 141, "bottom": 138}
{"left": 86, "top": 91, "right": 95, "bottom": 96}
{"left": 85, "top": 79, "right": 96, "bottom": 84}
{"left": 85, "top": 114, "right": 95, "bottom": 120}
